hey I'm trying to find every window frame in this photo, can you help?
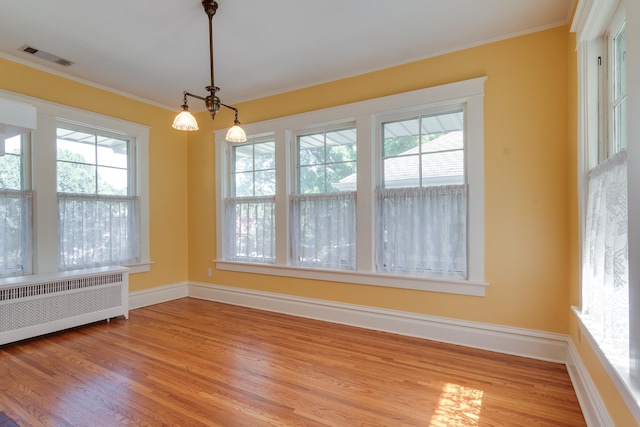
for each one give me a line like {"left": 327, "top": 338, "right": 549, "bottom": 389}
{"left": 293, "top": 123, "right": 358, "bottom": 195}
{"left": 55, "top": 121, "right": 136, "bottom": 196}
{"left": 0, "top": 133, "right": 33, "bottom": 276}
{"left": 572, "top": 0, "right": 640, "bottom": 419}
{"left": 379, "top": 106, "right": 466, "bottom": 189}
{"left": 215, "top": 77, "right": 487, "bottom": 296}
{"left": 607, "top": 15, "right": 627, "bottom": 158}
{"left": 0, "top": 89, "right": 151, "bottom": 276}
{"left": 1, "top": 133, "right": 32, "bottom": 191}
{"left": 224, "top": 135, "right": 277, "bottom": 263}
{"left": 228, "top": 135, "right": 276, "bottom": 198}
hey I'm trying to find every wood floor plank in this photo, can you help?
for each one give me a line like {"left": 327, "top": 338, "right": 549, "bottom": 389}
{"left": 0, "top": 298, "right": 586, "bottom": 426}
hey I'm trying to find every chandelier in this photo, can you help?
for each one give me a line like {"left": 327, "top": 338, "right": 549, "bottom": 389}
{"left": 172, "top": 0, "right": 247, "bottom": 143}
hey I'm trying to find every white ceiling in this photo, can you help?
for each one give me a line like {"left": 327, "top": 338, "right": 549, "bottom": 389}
{"left": 0, "top": 0, "right": 574, "bottom": 111}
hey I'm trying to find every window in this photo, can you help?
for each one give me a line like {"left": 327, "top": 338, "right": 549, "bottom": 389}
{"left": 224, "top": 138, "right": 276, "bottom": 263}
{"left": 216, "top": 77, "right": 486, "bottom": 296}
{"left": 377, "top": 109, "right": 467, "bottom": 278}
{"left": 581, "top": 13, "right": 629, "bottom": 366}
{"left": 0, "top": 91, "right": 150, "bottom": 277}
{"left": 572, "top": 0, "right": 638, "bottom": 409}
{"left": 292, "top": 126, "right": 357, "bottom": 270}
{"left": 56, "top": 124, "right": 140, "bottom": 270}
{"left": 0, "top": 134, "right": 32, "bottom": 276}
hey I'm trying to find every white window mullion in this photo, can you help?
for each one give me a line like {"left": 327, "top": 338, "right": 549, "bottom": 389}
{"left": 356, "top": 115, "right": 374, "bottom": 272}
{"left": 32, "top": 112, "right": 59, "bottom": 274}
{"left": 275, "top": 129, "right": 290, "bottom": 266}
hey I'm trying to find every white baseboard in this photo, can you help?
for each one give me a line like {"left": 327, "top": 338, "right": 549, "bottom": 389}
{"left": 129, "top": 282, "right": 188, "bottom": 310}
{"left": 129, "top": 281, "right": 610, "bottom": 426}
{"left": 188, "top": 282, "right": 568, "bottom": 363}
{"left": 566, "top": 339, "right": 613, "bottom": 427}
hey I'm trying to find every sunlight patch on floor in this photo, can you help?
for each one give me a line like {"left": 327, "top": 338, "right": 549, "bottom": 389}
{"left": 429, "top": 382, "right": 483, "bottom": 427}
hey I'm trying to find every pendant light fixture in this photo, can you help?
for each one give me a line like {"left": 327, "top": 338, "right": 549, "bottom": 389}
{"left": 172, "top": 0, "right": 247, "bottom": 143}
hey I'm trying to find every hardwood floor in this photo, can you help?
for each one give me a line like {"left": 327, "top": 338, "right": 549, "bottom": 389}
{"left": 0, "top": 298, "right": 586, "bottom": 426}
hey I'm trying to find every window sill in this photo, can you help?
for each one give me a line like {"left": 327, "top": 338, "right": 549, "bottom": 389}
{"left": 214, "top": 260, "right": 487, "bottom": 296}
{"left": 0, "top": 261, "right": 152, "bottom": 284}
{"left": 123, "top": 261, "right": 153, "bottom": 274}
{"left": 572, "top": 306, "right": 640, "bottom": 421}
{"left": 0, "top": 265, "right": 130, "bottom": 287}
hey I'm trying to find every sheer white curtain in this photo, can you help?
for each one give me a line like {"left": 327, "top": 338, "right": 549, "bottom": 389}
{"left": 0, "top": 189, "right": 33, "bottom": 276}
{"left": 224, "top": 196, "right": 276, "bottom": 263}
{"left": 582, "top": 149, "right": 628, "bottom": 367}
{"left": 58, "top": 193, "right": 140, "bottom": 270}
{"left": 376, "top": 185, "right": 467, "bottom": 278}
{"left": 291, "top": 192, "right": 356, "bottom": 270}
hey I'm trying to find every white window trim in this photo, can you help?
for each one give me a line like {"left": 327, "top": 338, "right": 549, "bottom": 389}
{"left": 215, "top": 77, "right": 487, "bottom": 297}
{"left": 572, "top": 0, "right": 640, "bottom": 423}
{"left": 0, "top": 89, "right": 152, "bottom": 275}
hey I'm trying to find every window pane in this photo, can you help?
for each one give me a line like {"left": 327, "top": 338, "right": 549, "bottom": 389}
{"left": 254, "top": 141, "right": 275, "bottom": 170}
{"left": 0, "top": 155, "right": 22, "bottom": 190}
{"left": 233, "top": 144, "right": 254, "bottom": 172}
{"left": 299, "top": 165, "right": 325, "bottom": 194}
{"left": 234, "top": 171, "right": 254, "bottom": 197}
{"left": 421, "top": 150, "right": 465, "bottom": 186}
{"left": 57, "top": 126, "right": 131, "bottom": 197}
{"left": 0, "top": 190, "right": 33, "bottom": 277}
{"left": 0, "top": 136, "right": 24, "bottom": 191}
{"left": 377, "top": 186, "right": 467, "bottom": 278}
{"left": 615, "top": 97, "right": 627, "bottom": 152}
{"left": 294, "top": 127, "right": 358, "bottom": 270}
{"left": 382, "top": 111, "right": 464, "bottom": 189}
{"left": 57, "top": 163, "right": 96, "bottom": 193}
{"left": 379, "top": 109, "right": 467, "bottom": 279}
{"left": 297, "top": 127, "right": 357, "bottom": 195}
{"left": 4, "top": 135, "right": 22, "bottom": 155}
{"left": 326, "top": 128, "right": 357, "bottom": 163}
{"left": 224, "top": 197, "right": 275, "bottom": 263}
{"left": 614, "top": 24, "right": 626, "bottom": 100}
{"left": 291, "top": 193, "right": 356, "bottom": 270}
{"left": 326, "top": 160, "right": 357, "bottom": 193}
{"left": 58, "top": 194, "right": 140, "bottom": 270}
{"left": 57, "top": 129, "right": 97, "bottom": 163}
{"left": 97, "top": 137, "right": 129, "bottom": 168}
{"left": 383, "top": 118, "right": 420, "bottom": 157}
{"left": 255, "top": 170, "right": 276, "bottom": 196}
{"left": 232, "top": 140, "right": 275, "bottom": 197}
{"left": 421, "top": 111, "right": 464, "bottom": 135}
{"left": 98, "top": 166, "right": 128, "bottom": 195}
{"left": 0, "top": 135, "right": 32, "bottom": 277}
{"left": 298, "top": 134, "right": 325, "bottom": 166}
{"left": 57, "top": 124, "right": 138, "bottom": 270}
{"left": 383, "top": 155, "right": 420, "bottom": 188}
{"left": 422, "top": 130, "right": 464, "bottom": 152}
{"left": 612, "top": 23, "right": 627, "bottom": 155}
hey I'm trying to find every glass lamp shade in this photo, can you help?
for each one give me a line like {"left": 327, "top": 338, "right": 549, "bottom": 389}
{"left": 172, "top": 110, "right": 199, "bottom": 131}
{"left": 226, "top": 125, "right": 247, "bottom": 143}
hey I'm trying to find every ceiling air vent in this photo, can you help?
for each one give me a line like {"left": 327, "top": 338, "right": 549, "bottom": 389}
{"left": 18, "top": 45, "right": 74, "bottom": 67}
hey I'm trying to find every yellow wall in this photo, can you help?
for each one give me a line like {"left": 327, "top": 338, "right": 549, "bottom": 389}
{"left": 2, "top": 19, "right": 635, "bottom": 424}
{"left": 0, "top": 57, "right": 190, "bottom": 292}
{"left": 188, "top": 26, "right": 572, "bottom": 333}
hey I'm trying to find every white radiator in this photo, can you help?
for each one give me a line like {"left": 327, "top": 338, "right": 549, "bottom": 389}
{"left": 0, "top": 266, "right": 129, "bottom": 345}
